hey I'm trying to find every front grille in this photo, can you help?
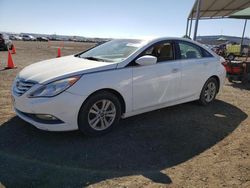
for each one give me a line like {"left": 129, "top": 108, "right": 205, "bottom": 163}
{"left": 14, "top": 79, "right": 36, "bottom": 96}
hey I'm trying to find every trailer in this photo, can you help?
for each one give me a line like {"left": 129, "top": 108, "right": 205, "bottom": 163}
{"left": 222, "top": 60, "right": 250, "bottom": 83}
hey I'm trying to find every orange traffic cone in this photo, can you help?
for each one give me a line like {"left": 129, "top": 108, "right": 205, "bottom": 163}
{"left": 57, "top": 48, "right": 61, "bottom": 58}
{"left": 11, "top": 44, "right": 16, "bottom": 54}
{"left": 5, "top": 50, "right": 16, "bottom": 69}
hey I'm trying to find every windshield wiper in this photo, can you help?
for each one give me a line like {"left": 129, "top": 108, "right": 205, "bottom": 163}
{"left": 83, "top": 56, "right": 106, "bottom": 62}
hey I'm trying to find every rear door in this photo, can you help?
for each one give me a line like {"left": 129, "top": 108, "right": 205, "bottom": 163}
{"left": 176, "top": 41, "right": 214, "bottom": 99}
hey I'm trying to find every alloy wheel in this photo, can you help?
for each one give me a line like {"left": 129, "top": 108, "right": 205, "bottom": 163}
{"left": 88, "top": 99, "right": 116, "bottom": 131}
{"left": 204, "top": 82, "right": 217, "bottom": 102}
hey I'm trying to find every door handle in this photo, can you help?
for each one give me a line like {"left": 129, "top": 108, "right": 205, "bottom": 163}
{"left": 172, "top": 68, "right": 179, "bottom": 73}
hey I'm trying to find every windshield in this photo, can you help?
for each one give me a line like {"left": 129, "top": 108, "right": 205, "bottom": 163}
{"left": 79, "top": 39, "right": 146, "bottom": 63}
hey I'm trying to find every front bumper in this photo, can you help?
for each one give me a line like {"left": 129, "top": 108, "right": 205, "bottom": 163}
{"left": 12, "top": 90, "right": 86, "bottom": 132}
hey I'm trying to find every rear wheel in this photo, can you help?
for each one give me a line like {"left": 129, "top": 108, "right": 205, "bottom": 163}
{"left": 78, "top": 91, "right": 121, "bottom": 136}
{"left": 199, "top": 78, "right": 218, "bottom": 105}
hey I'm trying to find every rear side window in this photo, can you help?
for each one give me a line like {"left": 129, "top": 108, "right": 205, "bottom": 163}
{"left": 201, "top": 48, "right": 213, "bottom": 57}
{"left": 178, "top": 41, "right": 202, "bottom": 59}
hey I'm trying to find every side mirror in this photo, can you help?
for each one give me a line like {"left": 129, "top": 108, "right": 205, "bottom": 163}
{"left": 135, "top": 55, "right": 157, "bottom": 66}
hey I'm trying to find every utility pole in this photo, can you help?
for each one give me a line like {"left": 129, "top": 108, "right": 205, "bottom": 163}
{"left": 193, "top": 0, "right": 202, "bottom": 41}
{"left": 240, "top": 19, "right": 247, "bottom": 55}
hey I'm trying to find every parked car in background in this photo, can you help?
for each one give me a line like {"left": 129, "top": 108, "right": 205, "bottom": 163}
{"left": 10, "top": 35, "right": 23, "bottom": 41}
{"left": 36, "top": 36, "right": 49, "bottom": 42}
{"left": 12, "top": 37, "right": 226, "bottom": 136}
{"left": 0, "top": 33, "right": 13, "bottom": 50}
{"left": 15, "top": 36, "right": 23, "bottom": 40}
{"left": 22, "top": 35, "right": 36, "bottom": 41}
{"left": 9, "top": 35, "right": 16, "bottom": 40}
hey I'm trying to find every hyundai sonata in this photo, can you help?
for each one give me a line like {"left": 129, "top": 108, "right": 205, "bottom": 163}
{"left": 12, "top": 37, "right": 226, "bottom": 135}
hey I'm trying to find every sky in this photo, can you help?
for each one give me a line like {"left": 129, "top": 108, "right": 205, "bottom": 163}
{"left": 0, "top": 0, "right": 249, "bottom": 38}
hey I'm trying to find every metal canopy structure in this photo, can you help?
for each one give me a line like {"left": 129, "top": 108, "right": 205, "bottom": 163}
{"left": 186, "top": 0, "right": 250, "bottom": 40}
{"left": 189, "top": 0, "right": 250, "bottom": 19}
{"left": 229, "top": 7, "right": 250, "bottom": 47}
{"left": 229, "top": 7, "right": 250, "bottom": 19}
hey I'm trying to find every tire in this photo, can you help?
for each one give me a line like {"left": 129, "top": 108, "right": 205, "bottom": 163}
{"left": 227, "top": 54, "right": 235, "bottom": 61}
{"left": 78, "top": 91, "right": 122, "bottom": 136}
{"left": 199, "top": 78, "right": 219, "bottom": 106}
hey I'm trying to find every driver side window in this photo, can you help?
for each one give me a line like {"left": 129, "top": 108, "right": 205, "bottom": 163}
{"left": 143, "top": 42, "right": 174, "bottom": 62}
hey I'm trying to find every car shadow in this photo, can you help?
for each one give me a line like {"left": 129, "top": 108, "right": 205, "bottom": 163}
{"left": 227, "top": 81, "right": 250, "bottom": 91}
{"left": 0, "top": 100, "right": 247, "bottom": 187}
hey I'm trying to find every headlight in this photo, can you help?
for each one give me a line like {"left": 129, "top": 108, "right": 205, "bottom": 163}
{"left": 28, "top": 76, "right": 81, "bottom": 98}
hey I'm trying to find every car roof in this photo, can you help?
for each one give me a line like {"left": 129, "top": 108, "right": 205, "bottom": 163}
{"left": 116, "top": 37, "right": 203, "bottom": 46}
{"left": 131, "top": 37, "right": 218, "bottom": 57}
{"left": 145, "top": 37, "right": 200, "bottom": 45}
{"left": 112, "top": 37, "right": 215, "bottom": 53}
{"left": 114, "top": 37, "right": 198, "bottom": 45}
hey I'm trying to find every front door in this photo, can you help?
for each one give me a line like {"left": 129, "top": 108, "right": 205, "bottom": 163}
{"left": 132, "top": 41, "right": 181, "bottom": 111}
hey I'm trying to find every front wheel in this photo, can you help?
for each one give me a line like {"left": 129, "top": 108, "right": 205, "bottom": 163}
{"left": 199, "top": 78, "right": 219, "bottom": 105}
{"left": 78, "top": 91, "right": 121, "bottom": 136}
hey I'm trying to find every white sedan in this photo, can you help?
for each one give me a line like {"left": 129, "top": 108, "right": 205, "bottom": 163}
{"left": 12, "top": 37, "right": 226, "bottom": 135}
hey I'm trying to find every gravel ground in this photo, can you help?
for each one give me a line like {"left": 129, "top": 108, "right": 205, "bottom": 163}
{"left": 0, "top": 41, "right": 249, "bottom": 188}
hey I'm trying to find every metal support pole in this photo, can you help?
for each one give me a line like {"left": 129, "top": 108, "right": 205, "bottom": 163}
{"left": 240, "top": 19, "right": 247, "bottom": 55}
{"left": 193, "top": 0, "right": 202, "bottom": 41}
{"left": 185, "top": 18, "right": 190, "bottom": 36}
{"left": 189, "top": 17, "right": 193, "bottom": 37}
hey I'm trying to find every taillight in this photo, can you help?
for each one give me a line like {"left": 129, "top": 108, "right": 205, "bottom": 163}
{"left": 221, "top": 60, "right": 228, "bottom": 71}
{"left": 221, "top": 61, "right": 227, "bottom": 66}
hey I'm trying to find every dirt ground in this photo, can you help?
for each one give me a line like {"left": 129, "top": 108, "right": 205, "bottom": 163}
{"left": 0, "top": 41, "right": 249, "bottom": 188}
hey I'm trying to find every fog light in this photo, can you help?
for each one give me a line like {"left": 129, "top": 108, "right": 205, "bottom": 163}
{"left": 35, "top": 114, "right": 58, "bottom": 121}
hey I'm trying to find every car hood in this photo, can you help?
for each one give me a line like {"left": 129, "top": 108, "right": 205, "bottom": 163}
{"left": 18, "top": 55, "right": 117, "bottom": 84}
